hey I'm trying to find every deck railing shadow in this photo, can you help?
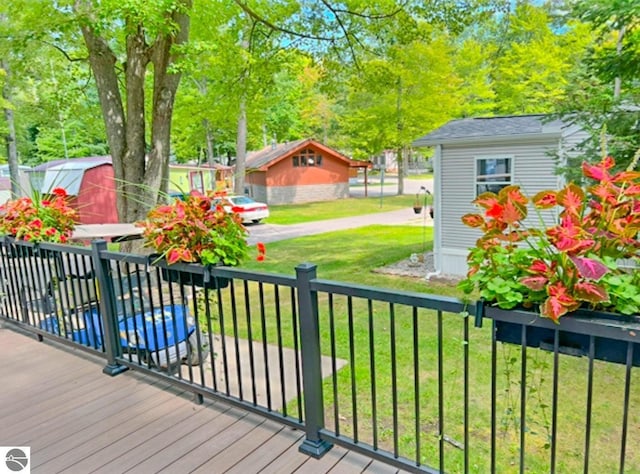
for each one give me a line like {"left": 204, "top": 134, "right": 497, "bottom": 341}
{"left": 1, "top": 236, "right": 638, "bottom": 473}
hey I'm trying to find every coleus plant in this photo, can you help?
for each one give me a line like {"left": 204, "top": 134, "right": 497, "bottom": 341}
{"left": 137, "top": 190, "right": 251, "bottom": 267}
{"left": 458, "top": 154, "right": 640, "bottom": 322}
{"left": 0, "top": 187, "right": 79, "bottom": 244}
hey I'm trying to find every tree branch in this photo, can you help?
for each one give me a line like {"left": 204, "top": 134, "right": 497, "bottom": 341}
{"left": 233, "top": 0, "right": 335, "bottom": 42}
{"left": 327, "top": 2, "right": 407, "bottom": 20}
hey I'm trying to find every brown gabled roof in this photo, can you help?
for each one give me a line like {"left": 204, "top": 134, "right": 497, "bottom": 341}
{"left": 246, "top": 138, "right": 355, "bottom": 171}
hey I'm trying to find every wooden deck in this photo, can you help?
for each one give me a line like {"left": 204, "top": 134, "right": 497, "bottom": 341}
{"left": 0, "top": 324, "right": 405, "bottom": 474}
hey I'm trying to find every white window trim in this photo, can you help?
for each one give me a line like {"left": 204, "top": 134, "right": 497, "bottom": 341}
{"left": 474, "top": 155, "right": 514, "bottom": 196}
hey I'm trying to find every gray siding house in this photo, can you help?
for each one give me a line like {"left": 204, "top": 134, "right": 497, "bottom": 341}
{"left": 412, "top": 114, "right": 587, "bottom": 278}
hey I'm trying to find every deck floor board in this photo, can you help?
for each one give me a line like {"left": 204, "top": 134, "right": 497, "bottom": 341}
{"left": 1, "top": 324, "right": 410, "bottom": 473}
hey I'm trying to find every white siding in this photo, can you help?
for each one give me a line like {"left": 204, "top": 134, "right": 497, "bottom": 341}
{"left": 440, "top": 138, "right": 563, "bottom": 276}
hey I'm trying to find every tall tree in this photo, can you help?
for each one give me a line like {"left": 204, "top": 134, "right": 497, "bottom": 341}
{"left": 490, "top": 3, "right": 591, "bottom": 114}
{"left": 72, "top": 0, "right": 192, "bottom": 221}
{"left": 556, "top": 0, "right": 640, "bottom": 180}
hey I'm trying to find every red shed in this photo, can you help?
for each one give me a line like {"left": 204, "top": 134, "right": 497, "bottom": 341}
{"left": 41, "top": 156, "right": 118, "bottom": 224}
{"left": 244, "top": 138, "right": 368, "bottom": 204}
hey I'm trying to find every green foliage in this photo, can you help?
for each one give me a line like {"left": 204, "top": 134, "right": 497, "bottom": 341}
{"left": 137, "top": 191, "right": 249, "bottom": 266}
{"left": 555, "top": 0, "right": 640, "bottom": 181}
{"left": 459, "top": 154, "right": 640, "bottom": 321}
{"left": 490, "top": 3, "right": 592, "bottom": 114}
{"left": 267, "top": 195, "right": 417, "bottom": 225}
{"left": 0, "top": 187, "right": 79, "bottom": 243}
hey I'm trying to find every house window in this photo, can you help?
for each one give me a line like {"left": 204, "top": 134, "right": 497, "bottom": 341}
{"left": 292, "top": 149, "right": 322, "bottom": 167}
{"left": 476, "top": 157, "right": 512, "bottom": 195}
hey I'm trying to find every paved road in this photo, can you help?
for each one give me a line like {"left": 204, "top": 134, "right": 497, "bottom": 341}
{"left": 246, "top": 204, "right": 433, "bottom": 245}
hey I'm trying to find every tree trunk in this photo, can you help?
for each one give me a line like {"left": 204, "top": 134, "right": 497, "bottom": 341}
{"left": 396, "top": 77, "right": 404, "bottom": 196}
{"left": 235, "top": 98, "right": 247, "bottom": 195}
{"left": 78, "top": 17, "right": 127, "bottom": 216}
{"left": 77, "top": 0, "right": 191, "bottom": 224}
{"left": 122, "top": 22, "right": 149, "bottom": 221}
{"left": 204, "top": 118, "right": 216, "bottom": 189}
{"left": 1, "top": 59, "right": 20, "bottom": 198}
{"left": 204, "top": 118, "right": 215, "bottom": 163}
{"left": 397, "top": 147, "right": 405, "bottom": 195}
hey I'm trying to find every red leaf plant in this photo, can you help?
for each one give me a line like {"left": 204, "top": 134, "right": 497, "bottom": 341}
{"left": 137, "top": 190, "right": 252, "bottom": 267}
{"left": 0, "top": 187, "right": 79, "bottom": 244}
{"left": 458, "top": 155, "right": 640, "bottom": 322}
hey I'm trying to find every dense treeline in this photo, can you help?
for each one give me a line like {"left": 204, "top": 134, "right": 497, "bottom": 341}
{"left": 0, "top": 0, "right": 637, "bottom": 218}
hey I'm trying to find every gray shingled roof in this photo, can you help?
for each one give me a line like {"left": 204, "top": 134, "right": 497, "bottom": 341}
{"left": 245, "top": 139, "right": 310, "bottom": 170}
{"left": 412, "top": 114, "right": 565, "bottom": 147}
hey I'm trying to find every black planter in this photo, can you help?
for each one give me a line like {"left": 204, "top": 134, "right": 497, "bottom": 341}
{"left": 158, "top": 261, "right": 229, "bottom": 289}
{"left": 413, "top": 206, "right": 423, "bottom": 214}
{"left": 485, "top": 305, "right": 640, "bottom": 367}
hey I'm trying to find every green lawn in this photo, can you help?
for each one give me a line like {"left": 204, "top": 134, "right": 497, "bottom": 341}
{"left": 267, "top": 194, "right": 432, "bottom": 225}
{"left": 232, "top": 224, "right": 640, "bottom": 472}
{"left": 241, "top": 224, "right": 449, "bottom": 293}
{"left": 406, "top": 173, "right": 433, "bottom": 180}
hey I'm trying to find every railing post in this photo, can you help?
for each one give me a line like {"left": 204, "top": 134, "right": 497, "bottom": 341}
{"left": 91, "top": 240, "right": 128, "bottom": 376}
{"left": 296, "top": 263, "right": 333, "bottom": 458}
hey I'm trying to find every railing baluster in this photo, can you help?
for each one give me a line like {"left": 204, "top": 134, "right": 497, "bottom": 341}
{"left": 491, "top": 319, "right": 497, "bottom": 474}
{"left": 205, "top": 285, "right": 218, "bottom": 393}
{"left": 620, "top": 342, "right": 633, "bottom": 474}
{"left": 229, "top": 280, "right": 244, "bottom": 400}
{"left": 348, "top": 295, "right": 358, "bottom": 443}
{"left": 584, "top": 334, "right": 595, "bottom": 474}
{"left": 242, "top": 280, "right": 257, "bottom": 404}
{"left": 368, "top": 299, "right": 378, "bottom": 450}
{"left": 291, "top": 286, "right": 303, "bottom": 422}
{"left": 520, "top": 324, "right": 527, "bottom": 473}
{"left": 217, "top": 282, "right": 231, "bottom": 395}
{"left": 463, "top": 310, "right": 469, "bottom": 474}
{"left": 258, "top": 282, "right": 272, "bottom": 410}
{"left": 437, "top": 309, "right": 442, "bottom": 471}
{"left": 414, "top": 306, "right": 421, "bottom": 467}
{"left": 550, "top": 329, "right": 560, "bottom": 474}
{"left": 274, "top": 285, "right": 287, "bottom": 415}
{"left": 328, "top": 293, "right": 340, "bottom": 436}
{"left": 390, "top": 302, "right": 399, "bottom": 459}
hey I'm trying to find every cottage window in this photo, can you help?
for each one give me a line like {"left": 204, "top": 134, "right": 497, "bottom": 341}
{"left": 292, "top": 149, "right": 322, "bottom": 168}
{"left": 475, "top": 157, "right": 512, "bottom": 195}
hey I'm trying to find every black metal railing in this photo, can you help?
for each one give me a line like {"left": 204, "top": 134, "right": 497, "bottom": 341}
{"left": 1, "top": 236, "right": 638, "bottom": 473}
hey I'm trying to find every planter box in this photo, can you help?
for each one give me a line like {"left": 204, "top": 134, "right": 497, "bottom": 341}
{"left": 484, "top": 305, "right": 640, "bottom": 367}
{"left": 158, "top": 261, "right": 229, "bottom": 290}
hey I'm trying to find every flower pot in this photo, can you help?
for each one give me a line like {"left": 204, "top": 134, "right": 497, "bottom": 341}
{"left": 486, "top": 305, "right": 640, "bottom": 367}
{"left": 413, "top": 206, "right": 422, "bottom": 214}
{"left": 156, "top": 260, "right": 230, "bottom": 290}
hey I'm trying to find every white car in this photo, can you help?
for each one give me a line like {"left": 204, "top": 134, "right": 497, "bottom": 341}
{"left": 213, "top": 195, "right": 269, "bottom": 224}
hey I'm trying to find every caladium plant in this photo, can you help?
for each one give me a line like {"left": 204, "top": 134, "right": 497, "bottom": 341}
{"left": 458, "top": 154, "right": 640, "bottom": 322}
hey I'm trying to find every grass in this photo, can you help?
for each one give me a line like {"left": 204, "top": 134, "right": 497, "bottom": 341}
{"left": 240, "top": 224, "right": 447, "bottom": 289}
{"left": 406, "top": 173, "right": 433, "bottom": 180}
{"left": 229, "top": 225, "right": 640, "bottom": 472}
{"left": 267, "top": 194, "right": 432, "bottom": 225}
